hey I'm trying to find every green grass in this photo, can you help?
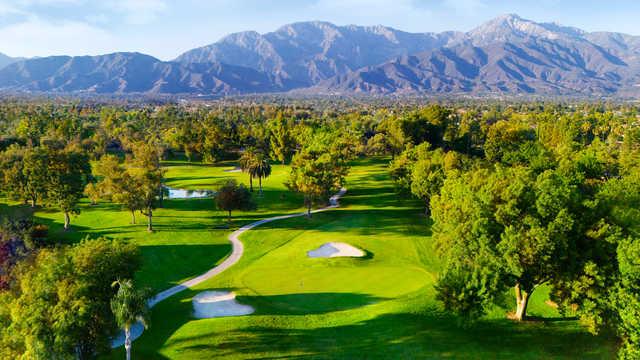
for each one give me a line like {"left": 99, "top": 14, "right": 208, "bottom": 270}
{"left": 105, "top": 158, "right": 616, "bottom": 359}
{"left": 6, "top": 160, "right": 304, "bottom": 291}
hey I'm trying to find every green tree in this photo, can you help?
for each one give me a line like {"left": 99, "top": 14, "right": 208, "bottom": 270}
{"left": 0, "top": 145, "right": 28, "bottom": 204}
{"left": 268, "top": 112, "right": 292, "bottom": 165}
{"left": 432, "top": 165, "right": 599, "bottom": 321}
{"left": 250, "top": 153, "right": 272, "bottom": 196}
{"left": 111, "top": 279, "right": 151, "bottom": 360}
{"left": 215, "top": 179, "right": 256, "bottom": 223}
{"left": 84, "top": 182, "right": 101, "bottom": 205}
{"left": 377, "top": 115, "right": 406, "bottom": 159}
{"left": 410, "top": 147, "right": 446, "bottom": 216}
{"left": 128, "top": 143, "right": 164, "bottom": 232}
{"left": 22, "top": 147, "right": 49, "bottom": 207}
{"left": 286, "top": 132, "right": 350, "bottom": 217}
{"left": 0, "top": 238, "right": 140, "bottom": 359}
{"left": 93, "top": 155, "right": 144, "bottom": 225}
{"left": 614, "top": 236, "right": 640, "bottom": 359}
{"left": 484, "top": 120, "right": 537, "bottom": 165}
{"left": 46, "top": 149, "right": 90, "bottom": 230}
{"left": 162, "top": 113, "right": 204, "bottom": 162}
{"left": 388, "top": 143, "right": 418, "bottom": 194}
{"left": 239, "top": 148, "right": 258, "bottom": 192}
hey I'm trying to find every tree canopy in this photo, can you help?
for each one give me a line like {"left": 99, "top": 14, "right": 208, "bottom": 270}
{"left": 0, "top": 238, "right": 140, "bottom": 359}
{"left": 215, "top": 179, "right": 256, "bottom": 223}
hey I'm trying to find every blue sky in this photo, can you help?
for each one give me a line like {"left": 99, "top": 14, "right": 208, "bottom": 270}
{"left": 1, "top": 0, "right": 639, "bottom": 60}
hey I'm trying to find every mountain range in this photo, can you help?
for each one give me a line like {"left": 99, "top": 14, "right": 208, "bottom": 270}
{"left": 2, "top": 14, "right": 640, "bottom": 97}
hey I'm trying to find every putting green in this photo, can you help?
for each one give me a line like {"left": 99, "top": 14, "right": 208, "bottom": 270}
{"left": 239, "top": 220, "right": 433, "bottom": 314}
{"left": 241, "top": 266, "right": 429, "bottom": 314}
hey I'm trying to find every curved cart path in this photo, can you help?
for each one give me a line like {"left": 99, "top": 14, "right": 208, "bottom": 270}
{"left": 112, "top": 188, "right": 347, "bottom": 348}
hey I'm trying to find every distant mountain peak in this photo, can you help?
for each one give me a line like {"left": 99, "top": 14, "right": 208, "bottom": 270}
{"left": 468, "top": 13, "right": 579, "bottom": 44}
{"left": 274, "top": 21, "right": 340, "bottom": 36}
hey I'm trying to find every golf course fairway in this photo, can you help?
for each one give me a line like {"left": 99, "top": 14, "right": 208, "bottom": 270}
{"left": 104, "top": 158, "right": 616, "bottom": 359}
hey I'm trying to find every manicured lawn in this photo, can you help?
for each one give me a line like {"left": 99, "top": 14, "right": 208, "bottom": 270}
{"left": 10, "top": 159, "right": 304, "bottom": 291}
{"left": 107, "top": 158, "right": 616, "bottom": 359}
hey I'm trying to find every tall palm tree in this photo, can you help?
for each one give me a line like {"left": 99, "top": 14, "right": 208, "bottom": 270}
{"left": 251, "top": 153, "right": 272, "bottom": 196}
{"left": 111, "top": 279, "right": 150, "bottom": 360}
{"left": 239, "top": 149, "right": 258, "bottom": 192}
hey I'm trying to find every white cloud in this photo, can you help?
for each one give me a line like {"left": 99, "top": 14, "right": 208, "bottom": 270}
{"left": 19, "top": 0, "right": 84, "bottom": 5}
{"left": 0, "top": 16, "right": 116, "bottom": 57}
{"left": 0, "top": 2, "right": 25, "bottom": 16}
{"left": 106, "top": 0, "right": 167, "bottom": 25}
{"left": 443, "top": 0, "right": 486, "bottom": 15}
{"left": 0, "top": 0, "right": 84, "bottom": 17}
{"left": 86, "top": 13, "right": 109, "bottom": 25}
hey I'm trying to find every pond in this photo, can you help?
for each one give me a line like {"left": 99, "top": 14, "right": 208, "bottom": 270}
{"left": 164, "top": 186, "right": 215, "bottom": 199}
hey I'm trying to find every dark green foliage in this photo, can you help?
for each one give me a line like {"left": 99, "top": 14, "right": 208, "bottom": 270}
{"left": 46, "top": 149, "right": 91, "bottom": 230}
{"left": 286, "top": 128, "right": 353, "bottom": 216}
{"left": 0, "top": 238, "right": 140, "bottom": 359}
{"left": 615, "top": 237, "right": 640, "bottom": 359}
{"left": 215, "top": 179, "right": 256, "bottom": 223}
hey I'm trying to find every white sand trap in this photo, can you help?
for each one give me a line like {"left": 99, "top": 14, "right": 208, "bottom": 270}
{"left": 307, "top": 242, "right": 365, "bottom": 258}
{"left": 192, "top": 291, "right": 254, "bottom": 319}
{"left": 224, "top": 167, "right": 242, "bottom": 173}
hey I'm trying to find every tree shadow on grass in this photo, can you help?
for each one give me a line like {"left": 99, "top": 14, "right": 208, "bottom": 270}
{"left": 243, "top": 208, "right": 432, "bottom": 239}
{"left": 167, "top": 311, "right": 617, "bottom": 359}
{"left": 136, "top": 244, "right": 232, "bottom": 291}
{"left": 115, "top": 291, "right": 385, "bottom": 359}
{"left": 525, "top": 315, "right": 579, "bottom": 322}
{"left": 241, "top": 292, "right": 385, "bottom": 316}
{"left": 0, "top": 201, "right": 35, "bottom": 218}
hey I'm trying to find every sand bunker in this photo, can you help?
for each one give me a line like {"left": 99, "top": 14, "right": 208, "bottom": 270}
{"left": 223, "top": 167, "right": 242, "bottom": 173}
{"left": 307, "top": 242, "right": 365, "bottom": 258}
{"left": 192, "top": 291, "right": 254, "bottom": 319}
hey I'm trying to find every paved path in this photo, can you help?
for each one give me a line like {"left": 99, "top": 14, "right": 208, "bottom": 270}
{"left": 112, "top": 188, "right": 347, "bottom": 348}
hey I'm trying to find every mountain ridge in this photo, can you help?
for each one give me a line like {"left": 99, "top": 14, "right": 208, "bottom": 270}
{"left": 2, "top": 14, "right": 640, "bottom": 96}
{"left": 0, "top": 53, "right": 20, "bottom": 71}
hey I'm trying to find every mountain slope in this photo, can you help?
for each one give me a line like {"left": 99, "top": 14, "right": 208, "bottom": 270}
{"left": 175, "top": 21, "right": 463, "bottom": 88}
{"left": 0, "top": 53, "right": 19, "bottom": 70}
{"left": 0, "top": 53, "right": 280, "bottom": 95}
{"left": 318, "top": 15, "right": 640, "bottom": 96}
